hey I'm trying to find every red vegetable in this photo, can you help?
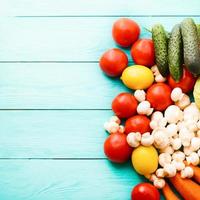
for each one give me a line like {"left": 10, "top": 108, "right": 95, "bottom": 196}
{"left": 168, "top": 67, "right": 196, "bottom": 93}
{"left": 112, "top": 93, "right": 138, "bottom": 119}
{"left": 125, "top": 115, "right": 151, "bottom": 134}
{"left": 104, "top": 133, "right": 132, "bottom": 163}
{"left": 131, "top": 183, "right": 160, "bottom": 200}
{"left": 99, "top": 48, "right": 128, "bottom": 77}
{"left": 146, "top": 83, "right": 173, "bottom": 111}
{"left": 131, "top": 39, "right": 155, "bottom": 67}
{"left": 112, "top": 18, "right": 140, "bottom": 47}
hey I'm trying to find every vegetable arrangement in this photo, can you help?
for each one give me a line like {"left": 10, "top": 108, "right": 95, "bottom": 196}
{"left": 99, "top": 18, "right": 200, "bottom": 200}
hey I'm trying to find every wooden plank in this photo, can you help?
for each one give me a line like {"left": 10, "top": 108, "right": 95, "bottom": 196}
{"left": 1, "top": 0, "right": 200, "bottom": 16}
{"left": 0, "top": 110, "right": 114, "bottom": 158}
{"left": 0, "top": 63, "right": 129, "bottom": 109}
{"left": 0, "top": 17, "right": 200, "bottom": 61}
{"left": 0, "top": 160, "right": 151, "bottom": 200}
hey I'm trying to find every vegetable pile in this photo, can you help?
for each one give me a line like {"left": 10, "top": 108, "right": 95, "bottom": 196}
{"left": 99, "top": 18, "right": 200, "bottom": 200}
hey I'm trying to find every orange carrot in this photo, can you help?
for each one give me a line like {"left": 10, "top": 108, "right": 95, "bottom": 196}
{"left": 162, "top": 183, "right": 180, "bottom": 200}
{"left": 169, "top": 173, "right": 200, "bottom": 200}
{"left": 191, "top": 165, "right": 200, "bottom": 184}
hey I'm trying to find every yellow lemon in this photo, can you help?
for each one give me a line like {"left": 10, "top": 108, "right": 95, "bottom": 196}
{"left": 121, "top": 65, "right": 154, "bottom": 90}
{"left": 131, "top": 145, "right": 158, "bottom": 176}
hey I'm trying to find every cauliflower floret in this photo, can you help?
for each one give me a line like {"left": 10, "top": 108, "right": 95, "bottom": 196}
{"left": 153, "top": 129, "right": 170, "bottom": 149}
{"left": 190, "top": 137, "right": 200, "bottom": 151}
{"left": 155, "top": 74, "right": 166, "bottom": 83}
{"left": 118, "top": 125, "right": 125, "bottom": 133}
{"left": 184, "top": 103, "right": 199, "bottom": 122}
{"left": 171, "top": 138, "right": 182, "bottom": 150}
{"left": 171, "top": 87, "right": 183, "bottom": 102}
{"left": 109, "top": 116, "right": 121, "bottom": 124}
{"left": 175, "top": 94, "right": 190, "bottom": 110}
{"left": 166, "top": 123, "right": 178, "bottom": 137}
{"left": 150, "top": 120, "right": 159, "bottom": 130}
{"left": 159, "top": 153, "right": 172, "bottom": 167}
{"left": 156, "top": 168, "right": 166, "bottom": 178}
{"left": 126, "top": 132, "right": 141, "bottom": 148}
{"left": 159, "top": 145, "right": 174, "bottom": 155}
{"left": 179, "top": 127, "right": 193, "bottom": 147}
{"left": 137, "top": 101, "right": 153, "bottom": 116}
{"left": 186, "top": 152, "right": 199, "bottom": 166}
{"left": 151, "top": 111, "right": 163, "bottom": 122}
{"left": 104, "top": 121, "right": 119, "bottom": 133}
{"left": 184, "top": 146, "right": 194, "bottom": 156}
{"left": 181, "top": 166, "right": 194, "bottom": 178}
{"left": 165, "top": 105, "right": 183, "bottom": 124}
{"left": 141, "top": 132, "right": 154, "bottom": 146}
{"left": 134, "top": 90, "right": 146, "bottom": 102}
{"left": 171, "top": 160, "right": 185, "bottom": 171}
{"left": 172, "top": 151, "right": 185, "bottom": 161}
{"left": 164, "top": 163, "right": 177, "bottom": 177}
{"left": 153, "top": 178, "right": 165, "bottom": 189}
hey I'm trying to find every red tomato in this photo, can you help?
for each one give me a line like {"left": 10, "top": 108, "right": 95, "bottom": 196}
{"left": 131, "top": 183, "right": 160, "bottom": 200}
{"left": 168, "top": 67, "right": 196, "bottom": 93}
{"left": 104, "top": 133, "right": 132, "bottom": 163}
{"left": 146, "top": 83, "right": 173, "bottom": 111}
{"left": 112, "top": 93, "right": 138, "bottom": 119}
{"left": 99, "top": 48, "right": 128, "bottom": 77}
{"left": 131, "top": 39, "right": 155, "bottom": 67}
{"left": 112, "top": 18, "right": 140, "bottom": 47}
{"left": 125, "top": 115, "right": 151, "bottom": 134}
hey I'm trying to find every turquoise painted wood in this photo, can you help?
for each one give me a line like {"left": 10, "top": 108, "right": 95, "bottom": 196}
{"left": 1, "top": 17, "right": 200, "bottom": 61}
{"left": 0, "top": 110, "right": 111, "bottom": 158}
{"left": 0, "top": 160, "right": 148, "bottom": 200}
{"left": 0, "top": 63, "right": 129, "bottom": 109}
{"left": 0, "top": 0, "right": 199, "bottom": 199}
{"left": 1, "top": 0, "right": 200, "bottom": 16}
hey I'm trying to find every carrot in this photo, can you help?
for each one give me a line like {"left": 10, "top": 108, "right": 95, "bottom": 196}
{"left": 169, "top": 173, "right": 200, "bottom": 200}
{"left": 190, "top": 165, "right": 200, "bottom": 184}
{"left": 162, "top": 183, "right": 180, "bottom": 200}
{"left": 184, "top": 162, "right": 200, "bottom": 184}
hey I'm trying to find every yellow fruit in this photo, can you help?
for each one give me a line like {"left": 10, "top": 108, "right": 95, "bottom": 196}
{"left": 121, "top": 65, "right": 154, "bottom": 90}
{"left": 194, "top": 77, "right": 200, "bottom": 109}
{"left": 131, "top": 145, "right": 158, "bottom": 176}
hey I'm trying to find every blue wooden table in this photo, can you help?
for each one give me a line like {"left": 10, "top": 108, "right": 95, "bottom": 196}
{"left": 0, "top": 1, "right": 199, "bottom": 199}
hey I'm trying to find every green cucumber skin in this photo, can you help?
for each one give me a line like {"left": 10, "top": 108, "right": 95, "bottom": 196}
{"left": 197, "top": 24, "right": 200, "bottom": 40}
{"left": 181, "top": 18, "right": 200, "bottom": 75}
{"left": 152, "top": 24, "right": 169, "bottom": 77}
{"left": 168, "top": 24, "right": 183, "bottom": 82}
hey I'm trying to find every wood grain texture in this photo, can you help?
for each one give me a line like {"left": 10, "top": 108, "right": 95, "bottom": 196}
{"left": 0, "top": 17, "right": 200, "bottom": 62}
{"left": 0, "top": 160, "right": 147, "bottom": 200}
{"left": 0, "top": 63, "right": 129, "bottom": 109}
{"left": 0, "top": 110, "right": 112, "bottom": 158}
{"left": 1, "top": 0, "right": 200, "bottom": 16}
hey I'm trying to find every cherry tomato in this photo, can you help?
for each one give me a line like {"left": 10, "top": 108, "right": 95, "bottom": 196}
{"left": 112, "top": 18, "right": 140, "bottom": 47}
{"left": 104, "top": 133, "right": 132, "bottom": 163}
{"left": 131, "top": 183, "right": 160, "bottom": 200}
{"left": 168, "top": 67, "right": 196, "bottom": 93}
{"left": 125, "top": 115, "right": 151, "bottom": 134}
{"left": 99, "top": 48, "right": 128, "bottom": 77}
{"left": 146, "top": 83, "right": 173, "bottom": 111}
{"left": 131, "top": 39, "right": 155, "bottom": 67}
{"left": 112, "top": 93, "right": 138, "bottom": 119}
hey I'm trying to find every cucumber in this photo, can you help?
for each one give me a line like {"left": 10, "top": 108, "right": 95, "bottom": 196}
{"left": 181, "top": 18, "right": 200, "bottom": 75}
{"left": 152, "top": 24, "right": 169, "bottom": 77}
{"left": 168, "top": 24, "right": 183, "bottom": 82}
{"left": 196, "top": 24, "right": 200, "bottom": 40}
